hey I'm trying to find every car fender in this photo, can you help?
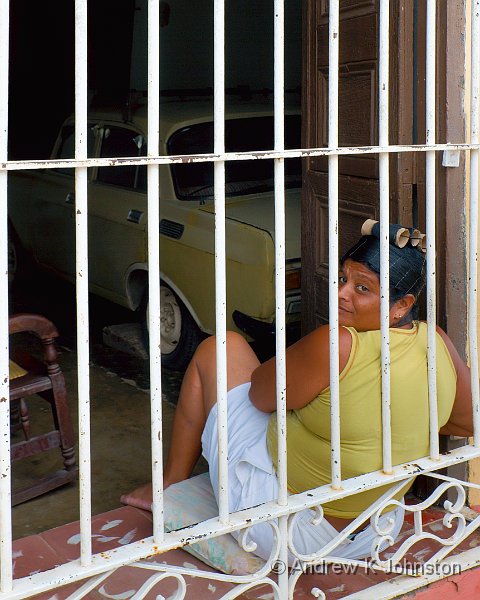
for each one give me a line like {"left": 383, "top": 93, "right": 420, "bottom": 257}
{"left": 124, "top": 263, "right": 208, "bottom": 333}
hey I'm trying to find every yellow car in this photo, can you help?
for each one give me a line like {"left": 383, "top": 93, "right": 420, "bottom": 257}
{"left": 8, "top": 97, "right": 301, "bottom": 369}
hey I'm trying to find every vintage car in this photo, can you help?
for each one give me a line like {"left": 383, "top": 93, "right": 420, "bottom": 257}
{"left": 8, "top": 97, "right": 302, "bottom": 369}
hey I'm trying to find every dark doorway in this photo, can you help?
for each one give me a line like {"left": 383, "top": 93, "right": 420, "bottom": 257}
{"left": 8, "top": 0, "right": 135, "bottom": 160}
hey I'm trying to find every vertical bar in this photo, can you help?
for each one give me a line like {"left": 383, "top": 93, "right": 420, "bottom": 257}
{"left": 75, "top": 0, "right": 92, "bottom": 564}
{"left": 213, "top": 0, "right": 229, "bottom": 523}
{"left": 470, "top": 0, "right": 480, "bottom": 446}
{"left": 0, "top": 0, "right": 12, "bottom": 591}
{"left": 328, "top": 0, "right": 341, "bottom": 489}
{"left": 273, "top": 0, "right": 288, "bottom": 595}
{"left": 274, "top": 0, "right": 287, "bottom": 507}
{"left": 379, "top": 0, "right": 392, "bottom": 474}
{"left": 147, "top": 0, "right": 164, "bottom": 542}
{"left": 425, "top": 0, "right": 439, "bottom": 460}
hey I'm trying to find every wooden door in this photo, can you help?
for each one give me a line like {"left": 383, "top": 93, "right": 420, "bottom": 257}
{"left": 301, "top": 0, "right": 468, "bottom": 498}
{"left": 301, "top": 0, "right": 415, "bottom": 333}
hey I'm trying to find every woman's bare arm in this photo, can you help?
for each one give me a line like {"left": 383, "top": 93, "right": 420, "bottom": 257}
{"left": 437, "top": 326, "right": 473, "bottom": 437}
{"left": 249, "top": 325, "right": 352, "bottom": 413}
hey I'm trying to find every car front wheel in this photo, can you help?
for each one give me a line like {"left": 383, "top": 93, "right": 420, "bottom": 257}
{"left": 145, "top": 284, "right": 204, "bottom": 371}
{"left": 8, "top": 236, "right": 18, "bottom": 284}
{"left": 8, "top": 226, "right": 32, "bottom": 284}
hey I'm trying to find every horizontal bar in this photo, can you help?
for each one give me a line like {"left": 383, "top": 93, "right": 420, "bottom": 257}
{"left": 6, "top": 443, "right": 480, "bottom": 599}
{"left": 3, "top": 142, "right": 480, "bottom": 171}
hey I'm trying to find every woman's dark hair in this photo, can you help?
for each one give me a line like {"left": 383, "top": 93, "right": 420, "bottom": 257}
{"left": 341, "top": 234, "right": 427, "bottom": 320}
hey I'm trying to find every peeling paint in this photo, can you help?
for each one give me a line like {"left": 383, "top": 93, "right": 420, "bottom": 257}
{"left": 100, "top": 520, "right": 123, "bottom": 531}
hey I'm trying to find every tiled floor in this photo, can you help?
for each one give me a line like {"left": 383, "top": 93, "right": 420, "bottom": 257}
{"left": 9, "top": 502, "right": 479, "bottom": 599}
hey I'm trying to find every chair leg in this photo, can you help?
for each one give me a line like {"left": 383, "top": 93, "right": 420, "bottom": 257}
{"left": 10, "top": 399, "right": 21, "bottom": 434}
{"left": 42, "top": 375, "right": 76, "bottom": 472}
{"left": 19, "top": 399, "right": 31, "bottom": 440}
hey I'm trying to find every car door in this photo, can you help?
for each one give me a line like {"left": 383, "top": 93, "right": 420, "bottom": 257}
{"left": 87, "top": 123, "right": 148, "bottom": 306}
{"left": 31, "top": 124, "right": 97, "bottom": 276}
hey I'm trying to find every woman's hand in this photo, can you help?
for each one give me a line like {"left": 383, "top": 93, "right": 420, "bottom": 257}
{"left": 248, "top": 324, "right": 353, "bottom": 413}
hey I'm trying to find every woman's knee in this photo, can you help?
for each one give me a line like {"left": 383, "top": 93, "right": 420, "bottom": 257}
{"left": 194, "top": 331, "right": 249, "bottom": 361}
{"left": 192, "top": 331, "right": 259, "bottom": 389}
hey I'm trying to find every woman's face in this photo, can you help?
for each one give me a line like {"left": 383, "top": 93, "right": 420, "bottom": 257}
{"left": 338, "top": 259, "right": 397, "bottom": 331}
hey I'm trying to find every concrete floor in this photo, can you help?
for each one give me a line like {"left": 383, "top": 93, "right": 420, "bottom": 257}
{"left": 11, "top": 341, "right": 207, "bottom": 540}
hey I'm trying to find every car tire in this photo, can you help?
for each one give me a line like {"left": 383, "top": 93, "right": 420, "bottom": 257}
{"left": 143, "top": 283, "right": 204, "bottom": 371}
{"left": 8, "top": 236, "right": 18, "bottom": 284}
{"left": 8, "top": 226, "right": 31, "bottom": 284}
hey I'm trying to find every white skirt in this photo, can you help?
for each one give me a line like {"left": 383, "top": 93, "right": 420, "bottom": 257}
{"left": 201, "top": 382, "right": 404, "bottom": 563}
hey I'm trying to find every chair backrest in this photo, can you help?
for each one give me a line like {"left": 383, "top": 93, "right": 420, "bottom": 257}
{"left": 9, "top": 313, "right": 60, "bottom": 375}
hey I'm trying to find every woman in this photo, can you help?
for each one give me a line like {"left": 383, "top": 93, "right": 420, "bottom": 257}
{"left": 127, "top": 224, "right": 472, "bottom": 561}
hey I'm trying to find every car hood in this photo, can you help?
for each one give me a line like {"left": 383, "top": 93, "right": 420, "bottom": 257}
{"left": 199, "top": 188, "right": 301, "bottom": 259}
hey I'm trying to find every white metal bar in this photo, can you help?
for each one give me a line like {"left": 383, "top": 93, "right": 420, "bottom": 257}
{"left": 5, "top": 142, "right": 480, "bottom": 173}
{"left": 425, "top": 0, "right": 439, "bottom": 460}
{"left": 213, "top": 0, "right": 229, "bottom": 523}
{"left": 470, "top": 0, "right": 480, "bottom": 447}
{"left": 379, "top": 0, "right": 392, "bottom": 474}
{"left": 0, "top": 0, "right": 12, "bottom": 592}
{"left": 273, "top": 1, "right": 288, "bottom": 596}
{"left": 328, "top": 0, "right": 341, "bottom": 489}
{"left": 273, "top": 0, "right": 287, "bottom": 507}
{"left": 147, "top": 0, "right": 164, "bottom": 542}
{"left": 74, "top": 0, "right": 92, "bottom": 564}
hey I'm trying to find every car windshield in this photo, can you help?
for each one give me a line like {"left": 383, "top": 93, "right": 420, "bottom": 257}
{"left": 168, "top": 115, "right": 301, "bottom": 200}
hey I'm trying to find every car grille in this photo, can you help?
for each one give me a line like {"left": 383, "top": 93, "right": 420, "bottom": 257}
{"left": 159, "top": 219, "right": 184, "bottom": 240}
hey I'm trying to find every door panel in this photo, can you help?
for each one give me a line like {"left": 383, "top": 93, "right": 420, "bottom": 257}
{"left": 32, "top": 172, "right": 76, "bottom": 275}
{"left": 302, "top": 0, "right": 409, "bottom": 332}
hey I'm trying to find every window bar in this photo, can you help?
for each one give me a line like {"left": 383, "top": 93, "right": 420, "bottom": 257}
{"left": 273, "top": 0, "right": 288, "bottom": 594}
{"left": 147, "top": 0, "right": 164, "bottom": 542}
{"left": 470, "top": 0, "right": 480, "bottom": 447}
{"left": 0, "top": 0, "right": 12, "bottom": 591}
{"left": 74, "top": 0, "right": 92, "bottom": 563}
{"left": 328, "top": 0, "right": 341, "bottom": 489}
{"left": 379, "top": 0, "right": 392, "bottom": 474}
{"left": 273, "top": 0, "right": 287, "bottom": 508}
{"left": 213, "top": 0, "right": 229, "bottom": 523}
{"left": 425, "top": 0, "right": 439, "bottom": 460}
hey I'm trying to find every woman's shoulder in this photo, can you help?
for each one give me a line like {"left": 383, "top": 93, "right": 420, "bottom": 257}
{"left": 304, "top": 324, "right": 353, "bottom": 373}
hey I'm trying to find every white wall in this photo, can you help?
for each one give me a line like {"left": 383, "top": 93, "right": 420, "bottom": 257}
{"left": 130, "top": 0, "right": 302, "bottom": 92}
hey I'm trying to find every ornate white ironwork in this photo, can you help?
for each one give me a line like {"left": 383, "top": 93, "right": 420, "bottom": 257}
{"left": 371, "top": 480, "right": 467, "bottom": 570}
{"left": 286, "top": 479, "right": 411, "bottom": 564}
{"left": 130, "top": 572, "right": 187, "bottom": 600}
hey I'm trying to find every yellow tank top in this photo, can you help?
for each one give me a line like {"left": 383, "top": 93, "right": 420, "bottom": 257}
{"left": 266, "top": 322, "right": 457, "bottom": 518}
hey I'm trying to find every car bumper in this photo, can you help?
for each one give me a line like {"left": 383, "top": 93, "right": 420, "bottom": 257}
{"left": 232, "top": 310, "right": 301, "bottom": 345}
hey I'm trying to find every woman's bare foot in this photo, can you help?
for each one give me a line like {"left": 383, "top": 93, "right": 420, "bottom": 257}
{"left": 120, "top": 482, "right": 153, "bottom": 511}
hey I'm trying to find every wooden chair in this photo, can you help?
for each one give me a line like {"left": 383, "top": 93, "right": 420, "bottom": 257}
{"left": 9, "top": 313, "right": 77, "bottom": 505}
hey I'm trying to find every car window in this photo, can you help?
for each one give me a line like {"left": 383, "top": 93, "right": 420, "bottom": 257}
{"left": 55, "top": 125, "right": 96, "bottom": 175}
{"left": 97, "top": 127, "right": 147, "bottom": 191}
{"left": 168, "top": 115, "right": 301, "bottom": 200}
